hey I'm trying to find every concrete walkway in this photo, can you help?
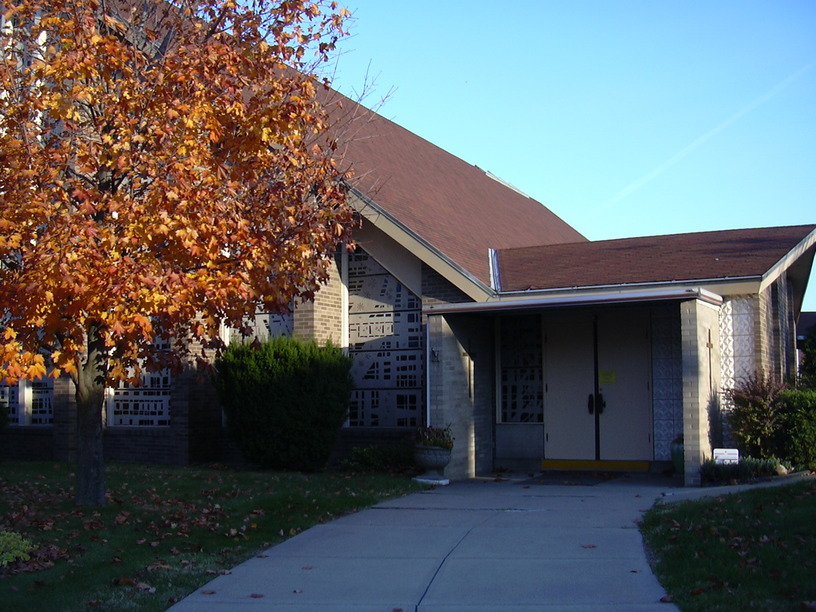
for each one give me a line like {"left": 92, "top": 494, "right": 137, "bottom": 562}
{"left": 171, "top": 472, "right": 692, "bottom": 611}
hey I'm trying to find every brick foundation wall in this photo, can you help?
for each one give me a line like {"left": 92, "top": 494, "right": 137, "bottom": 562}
{"left": 0, "top": 426, "right": 54, "bottom": 460}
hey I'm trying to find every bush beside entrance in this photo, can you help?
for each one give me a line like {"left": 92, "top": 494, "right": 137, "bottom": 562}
{"left": 214, "top": 337, "right": 353, "bottom": 472}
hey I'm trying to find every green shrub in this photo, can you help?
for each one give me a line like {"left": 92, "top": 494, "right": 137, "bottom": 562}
{"left": 0, "top": 531, "right": 34, "bottom": 567}
{"left": 778, "top": 389, "right": 816, "bottom": 469}
{"left": 700, "top": 456, "right": 783, "bottom": 484}
{"left": 800, "top": 326, "right": 816, "bottom": 389}
{"left": 724, "top": 374, "right": 788, "bottom": 459}
{"left": 214, "top": 337, "right": 353, "bottom": 472}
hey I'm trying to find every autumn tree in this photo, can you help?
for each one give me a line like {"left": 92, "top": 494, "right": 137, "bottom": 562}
{"left": 0, "top": 0, "right": 354, "bottom": 505}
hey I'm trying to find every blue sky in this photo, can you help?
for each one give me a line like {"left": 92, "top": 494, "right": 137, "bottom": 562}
{"left": 327, "top": 0, "right": 816, "bottom": 311}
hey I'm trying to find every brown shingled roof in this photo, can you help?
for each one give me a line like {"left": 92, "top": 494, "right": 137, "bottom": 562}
{"left": 496, "top": 225, "right": 816, "bottom": 293}
{"left": 329, "top": 94, "right": 586, "bottom": 286}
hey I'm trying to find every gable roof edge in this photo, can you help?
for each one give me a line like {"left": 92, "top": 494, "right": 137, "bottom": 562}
{"left": 348, "top": 187, "right": 494, "bottom": 301}
{"left": 758, "top": 226, "right": 816, "bottom": 293}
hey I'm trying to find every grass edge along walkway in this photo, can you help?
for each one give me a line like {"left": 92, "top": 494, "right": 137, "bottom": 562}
{"left": 640, "top": 475, "right": 816, "bottom": 611}
{"left": 0, "top": 461, "right": 425, "bottom": 611}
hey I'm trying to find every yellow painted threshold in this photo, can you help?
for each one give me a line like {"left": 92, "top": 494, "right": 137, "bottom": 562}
{"left": 541, "top": 459, "right": 650, "bottom": 472}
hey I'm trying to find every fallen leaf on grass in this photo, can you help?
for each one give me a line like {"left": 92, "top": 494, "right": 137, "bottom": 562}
{"left": 83, "top": 520, "right": 104, "bottom": 531}
{"left": 146, "top": 560, "right": 171, "bottom": 571}
{"left": 136, "top": 582, "right": 156, "bottom": 594}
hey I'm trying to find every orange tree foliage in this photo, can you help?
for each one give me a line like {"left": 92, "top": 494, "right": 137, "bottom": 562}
{"left": 0, "top": 0, "right": 354, "bottom": 385}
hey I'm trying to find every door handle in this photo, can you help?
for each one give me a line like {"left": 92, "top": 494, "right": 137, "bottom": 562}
{"left": 587, "top": 393, "right": 594, "bottom": 414}
{"left": 597, "top": 393, "right": 606, "bottom": 414}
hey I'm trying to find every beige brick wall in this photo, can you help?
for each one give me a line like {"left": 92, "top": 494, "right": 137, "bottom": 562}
{"left": 293, "top": 255, "right": 345, "bottom": 346}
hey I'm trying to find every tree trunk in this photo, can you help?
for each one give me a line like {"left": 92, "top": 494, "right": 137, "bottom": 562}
{"left": 74, "top": 323, "right": 107, "bottom": 506}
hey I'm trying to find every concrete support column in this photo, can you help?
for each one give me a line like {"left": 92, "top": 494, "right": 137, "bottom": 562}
{"left": 680, "top": 298, "right": 722, "bottom": 486}
{"left": 427, "top": 314, "right": 476, "bottom": 480}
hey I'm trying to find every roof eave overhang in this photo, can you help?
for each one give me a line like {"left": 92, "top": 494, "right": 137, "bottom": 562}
{"left": 424, "top": 286, "right": 723, "bottom": 315}
{"left": 348, "top": 187, "right": 494, "bottom": 302}
{"left": 497, "top": 275, "right": 765, "bottom": 299}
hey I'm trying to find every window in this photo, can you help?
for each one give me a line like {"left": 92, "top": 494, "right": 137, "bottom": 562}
{"left": 499, "top": 316, "right": 544, "bottom": 423}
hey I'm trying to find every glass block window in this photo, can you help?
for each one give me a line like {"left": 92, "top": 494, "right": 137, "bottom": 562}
{"left": 500, "top": 315, "right": 543, "bottom": 423}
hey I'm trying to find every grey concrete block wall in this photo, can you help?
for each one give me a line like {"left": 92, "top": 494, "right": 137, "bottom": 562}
{"left": 680, "top": 298, "right": 722, "bottom": 486}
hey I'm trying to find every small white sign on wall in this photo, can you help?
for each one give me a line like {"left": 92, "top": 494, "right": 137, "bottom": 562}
{"left": 714, "top": 448, "right": 739, "bottom": 464}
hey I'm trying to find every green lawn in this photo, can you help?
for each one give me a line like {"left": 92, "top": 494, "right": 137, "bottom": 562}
{"left": 0, "top": 461, "right": 423, "bottom": 611}
{"left": 640, "top": 479, "right": 816, "bottom": 611}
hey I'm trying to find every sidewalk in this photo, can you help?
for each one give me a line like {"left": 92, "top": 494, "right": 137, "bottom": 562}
{"left": 170, "top": 472, "right": 684, "bottom": 611}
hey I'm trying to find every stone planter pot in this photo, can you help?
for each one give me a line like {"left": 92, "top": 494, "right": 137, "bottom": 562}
{"left": 671, "top": 441, "right": 684, "bottom": 474}
{"left": 413, "top": 445, "right": 451, "bottom": 485}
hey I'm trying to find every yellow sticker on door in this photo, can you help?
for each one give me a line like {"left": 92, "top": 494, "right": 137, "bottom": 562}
{"left": 598, "top": 370, "right": 617, "bottom": 385}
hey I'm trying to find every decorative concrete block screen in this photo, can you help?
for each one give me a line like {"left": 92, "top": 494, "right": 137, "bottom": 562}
{"left": 347, "top": 249, "right": 424, "bottom": 428}
{"left": 0, "top": 382, "right": 20, "bottom": 425}
{"left": 651, "top": 306, "right": 683, "bottom": 460}
{"left": 1, "top": 378, "right": 54, "bottom": 426}
{"left": 107, "top": 368, "right": 171, "bottom": 427}
{"left": 228, "top": 310, "right": 293, "bottom": 345}
{"left": 107, "top": 339, "right": 172, "bottom": 427}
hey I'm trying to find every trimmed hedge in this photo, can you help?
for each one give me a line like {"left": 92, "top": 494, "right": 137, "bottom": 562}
{"left": 700, "top": 457, "right": 783, "bottom": 484}
{"left": 214, "top": 337, "right": 353, "bottom": 472}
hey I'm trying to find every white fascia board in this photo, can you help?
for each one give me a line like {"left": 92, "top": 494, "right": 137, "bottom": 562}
{"left": 758, "top": 227, "right": 816, "bottom": 293}
{"left": 488, "top": 248, "right": 501, "bottom": 292}
{"left": 348, "top": 188, "right": 494, "bottom": 302}
{"left": 423, "top": 287, "right": 723, "bottom": 315}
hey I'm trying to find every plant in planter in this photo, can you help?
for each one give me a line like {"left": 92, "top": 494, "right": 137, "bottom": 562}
{"left": 671, "top": 434, "right": 684, "bottom": 474}
{"left": 413, "top": 425, "right": 454, "bottom": 485}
